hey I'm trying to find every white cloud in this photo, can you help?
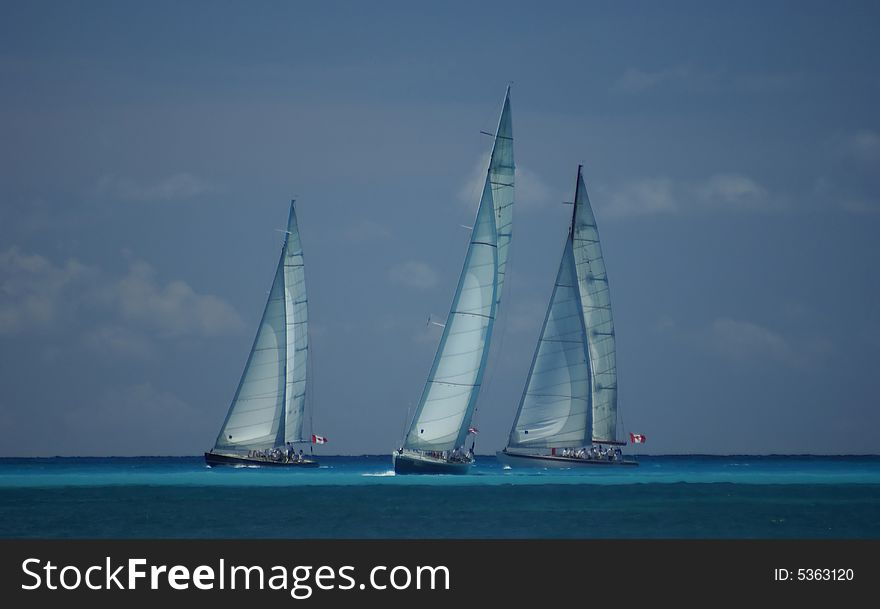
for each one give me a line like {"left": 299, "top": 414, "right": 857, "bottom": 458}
{"left": 841, "top": 130, "right": 880, "bottom": 164}
{"left": 733, "top": 71, "right": 804, "bottom": 93}
{"left": 83, "top": 325, "right": 155, "bottom": 358}
{"left": 614, "top": 66, "right": 798, "bottom": 95}
{"left": 516, "top": 165, "right": 554, "bottom": 210}
{"left": 813, "top": 177, "right": 879, "bottom": 215}
{"left": 612, "top": 65, "right": 693, "bottom": 93}
{"left": 96, "top": 172, "right": 220, "bottom": 201}
{"left": 61, "top": 383, "right": 208, "bottom": 455}
{"left": 0, "top": 247, "right": 243, "bottom": 345}
{"left": 600, "top": 173, "right": 776, "bottom": 217}
{"left": 388, "top": 260, "right": 439, "bottom": 290}
{"left": 838, "top": 199, "right": 880, "bottom": 215}
{"left": 709, "top": 318, "right": 795, "bottom": 363}
{"left": 114, "top": 260, "right": 244, "bottom": 338}
{"left": 698, "top": 174, "right": 765, "bottom": 200}
{"left": 341, "top": 219, "right": 392, "bottom": 243}
{"left": 0, "top": 247, "right": 94, "bottom": 335}
{"left": 695, "top": 174, "right": 770, "bottom": 211}
{"left": 603, "top": 177, "right": 677, "bottom": 216}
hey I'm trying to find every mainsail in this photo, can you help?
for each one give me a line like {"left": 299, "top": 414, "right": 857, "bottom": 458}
{"left": 403, "top": 177, "right": 499, "bottom": 452}
{"left": 214, "top": 201, "right": 309, "bottom": 451}
{"left": 506, "top": 165, "right": 618, "bottom": 450}
{"left": 402, "top": 90, "right": 513, "bottom": 454}
{"left": 572, "top": 168, "right": 619, "bottom": 443}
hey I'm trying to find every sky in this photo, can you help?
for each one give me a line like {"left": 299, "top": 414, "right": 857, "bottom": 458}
{"left": 1, "top": 0, "right": 878, "bottom": 456}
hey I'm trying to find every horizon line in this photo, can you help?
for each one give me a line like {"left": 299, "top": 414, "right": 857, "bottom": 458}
{"left": 1, "top": 453, "right": 879, "bottom": 459}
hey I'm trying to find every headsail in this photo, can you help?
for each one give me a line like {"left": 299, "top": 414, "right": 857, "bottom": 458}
{"left": 507, "top": 237, "right": 591, "bottom": 449}
{"left": 404, "top": 177, "right": 499, "bottom": 452}
{"left": 572, "top": 168, "right": 619, "bottom": 443}
{"left": 214, "top": 201, "right": 310, "bottom": 451}
{"left": 489, "top": 86, "right": 514, "bottom": 305}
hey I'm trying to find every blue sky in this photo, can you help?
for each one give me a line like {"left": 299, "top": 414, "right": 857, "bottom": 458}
{"left": 1, "top": 0, "right": 878, "bottom": 455}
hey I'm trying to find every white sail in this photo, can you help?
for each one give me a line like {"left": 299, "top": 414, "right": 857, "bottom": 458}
{"left": 404, "top": 177, "right": 498, "bottom": 452}
{"left": 214, "top": 201, "right": 310, "bottom": 451}
{"left": 215, "top": 259, "right": 287, "bottom": 451}
{"left": 489, "top": 86, "right": 514, "bottom": 305}
{"left": 283, "top": 202, "right": 308, "bottom": 444}
{"left": 507, "top": 238, "right": 591, "bottom": 449}
{"left": 572, "top": 168, "right": 618, "bottom": 442}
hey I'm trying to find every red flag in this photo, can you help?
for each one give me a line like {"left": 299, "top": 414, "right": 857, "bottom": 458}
{"left": 311, "top": 434, "right": 328, "bottom": 445}
{"left": 629, "top": 432, "right": 646, "bottom": 444}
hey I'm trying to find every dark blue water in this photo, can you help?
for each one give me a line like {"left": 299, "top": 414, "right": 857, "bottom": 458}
{"left": 1, "top": 455, "right": 878, "bottom": 538}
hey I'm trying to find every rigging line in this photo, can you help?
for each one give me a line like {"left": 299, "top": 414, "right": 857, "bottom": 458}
{"left": 450, "top": 310, "right": 494, "bottom": 320}
{"left": 427, "top": 380, "right": 480, "bottom": 388}
{"left": 526, "top": 393, "right": 589, "bottom": 400}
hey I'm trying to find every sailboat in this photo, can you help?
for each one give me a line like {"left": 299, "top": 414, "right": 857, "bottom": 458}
{"left": 393, "top": 87, "right": 514, "bottom": 474}
{"left": 205, "top": 200, "right": 321, "bottom": 468}
{"left": 497, "top": 166, "right": 637, "bottom": 468}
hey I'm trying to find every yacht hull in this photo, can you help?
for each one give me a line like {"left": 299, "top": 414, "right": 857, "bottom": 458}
{"left": 204, "top": 451, "right": 319, "bottom": 468}
{"left": 392, "top": 452, "right": 472, "bottom": 475}
{"left": 496, "top": 449, "right": 638, "bottom": 468}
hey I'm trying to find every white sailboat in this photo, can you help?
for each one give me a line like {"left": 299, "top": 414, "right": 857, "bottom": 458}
{"left": 205, "top": 200, "right": 321, "bottom": 468}
{"left": 497, "top": 166, "right": 637, "bottom": 468}
{"left": 393, "top": 87, "right": 514, "bottom": 474}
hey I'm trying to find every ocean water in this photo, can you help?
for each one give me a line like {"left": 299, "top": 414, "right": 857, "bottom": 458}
{"left": 1, "top": 455, "right": 878, "bottom": 538}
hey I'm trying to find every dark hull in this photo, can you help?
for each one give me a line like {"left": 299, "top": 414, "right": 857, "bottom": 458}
{"left": 496, "top": 449, "right": 638, "bottom": 468}
{"left": 392, "top": 452, "right": 472, "bottom": 475}
{"left": 204, "top": 452, "right": 319, "bottom": 468}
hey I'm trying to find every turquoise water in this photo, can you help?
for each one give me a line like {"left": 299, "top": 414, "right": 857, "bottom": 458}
{"left": 1, "top": 455, "right": 879, "bottom": 538}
